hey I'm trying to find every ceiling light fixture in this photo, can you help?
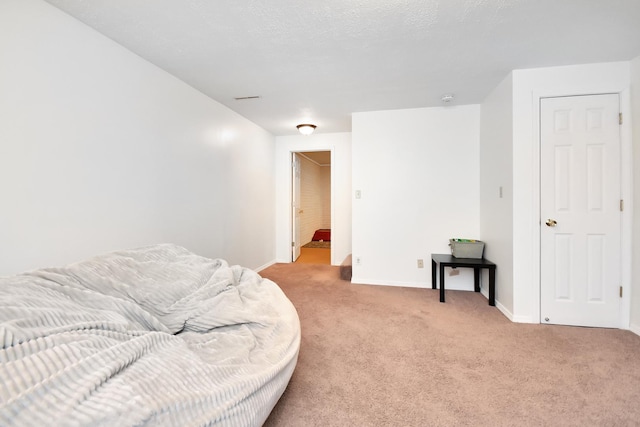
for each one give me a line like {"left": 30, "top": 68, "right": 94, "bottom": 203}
{"left": 296, "top": 124, "right": 316, "bottom": 135}
{"left": 441, "top": 94, "right": 455, "bottom": 103}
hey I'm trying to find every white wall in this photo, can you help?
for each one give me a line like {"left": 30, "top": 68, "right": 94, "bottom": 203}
{"left": 352, "top": 105, "right": 481, "bottom": 289}
{"left": 511, "top": 62, "right": 632, "bottom": 324}
{"left": 479, "top": 73, "right": 514, "bottom": 316}
{"left": 275, "top": 133, "right": 352, "bottom": 266}
{"left": 631, "top": 54, "right": 640, "bottom": 335}
{"left": 0, "top": 0, "right": 276, "bottom": 275}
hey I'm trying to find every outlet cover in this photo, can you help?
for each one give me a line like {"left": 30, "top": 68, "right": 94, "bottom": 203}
{"left": 417, "top": 259, "right": 424, "bottom": 268}
{"left": 449, "top": 268, "right": 460, "bottom": 276}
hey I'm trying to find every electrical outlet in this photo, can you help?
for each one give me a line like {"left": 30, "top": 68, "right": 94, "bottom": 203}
{"left": 449, "top": 268, "right": 460, "bottom": 276}
{"left": 355, "top": 256, "right": 362, "bottom": 265}
{"left": 417, "top": 259, "right": 424, "bottom": 268}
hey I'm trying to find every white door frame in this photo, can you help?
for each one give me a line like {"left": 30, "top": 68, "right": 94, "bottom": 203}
{"left": 531, "top": 88, "right": 633, "bottom": 328}
{"left": 291, "top": 153, "right": 302, "bottom": 262}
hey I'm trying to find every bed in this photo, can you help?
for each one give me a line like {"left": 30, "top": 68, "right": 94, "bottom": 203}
{"left": 0, "top": 244, "right": 300, "bottom": 426}
{"left": 311, "top": 229, "right": 331, "bottom": 242}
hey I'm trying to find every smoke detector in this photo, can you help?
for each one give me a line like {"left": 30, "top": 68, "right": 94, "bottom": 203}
{"left": 441, "top": 94, "right": 455, "bottom": 103}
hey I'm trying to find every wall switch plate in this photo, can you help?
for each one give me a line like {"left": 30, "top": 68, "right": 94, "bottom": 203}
{"left": 355, "top": 190, "right": 362, "bottom": 199}
{"left": 417, "top": 259, "right": 424, "bottom": 268}
{"left": 355, "top": 256, "right": 361, "bottom": 265}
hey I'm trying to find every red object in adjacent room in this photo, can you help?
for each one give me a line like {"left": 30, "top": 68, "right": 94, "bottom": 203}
{"left": 312, "top": 229, "right": 331, "bottom": 241}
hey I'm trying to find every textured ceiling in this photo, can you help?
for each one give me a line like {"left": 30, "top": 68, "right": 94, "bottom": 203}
{"left": 44, "top": 0, "right": 640, "bottom": 136}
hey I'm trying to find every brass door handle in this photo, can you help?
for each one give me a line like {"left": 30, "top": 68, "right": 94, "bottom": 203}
{"left": 545, "top": 219, "right": 557, "bottom": 227}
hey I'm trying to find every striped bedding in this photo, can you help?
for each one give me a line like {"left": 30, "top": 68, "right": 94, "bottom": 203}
{"left": 0, "top": 244, "right": 300, "bottom": 426}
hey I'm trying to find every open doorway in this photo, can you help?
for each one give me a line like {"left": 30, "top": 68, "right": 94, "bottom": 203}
{"left": 292, "top": 151, "right": 331, "bottom": 265}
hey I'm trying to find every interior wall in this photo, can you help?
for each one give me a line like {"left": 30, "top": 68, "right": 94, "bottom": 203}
{"left": 0, "top": 0, "right": 276, "bottom": 275}
{"left": 479, "top": 73, "right": 514, "bottom": 316}
{"left": 352, "top": 105, "right": 481, "bottom": 289}
{"left": 511, "top": 61, "right": 632, "bottom": 323}
{"left": 275, "top": 133, "right": 352, "bottom": 266}
{"left": 631, "top": 54, "right": 640, "bottom": 335}
{"left": 299, "top": 155, "right": 327, "bottom": 244}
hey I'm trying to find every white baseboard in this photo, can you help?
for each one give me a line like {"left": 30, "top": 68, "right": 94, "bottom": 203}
{"left": 478, "top": 284, "right": 533, "bottom": 323}
{"left": 495, "top": 300, "right": 514, "bottom": 321}
{"left": 350, "top": 277, "right": 493, "bottom": 296}
{"left": 339, "top": 275, "right": 541, "bottom": 325}
{"left": 352, "top": 277, "right": 481, "bottom": 292}
{"left": 350, "top": 277, "right": 427, "bottom": 288}
{"left": 254, "top": 260, "right": 277, "bottom": 273}
{"left": 630, "top": 322, "right": 640, "bottom": 337}
{"left": 512, "top": 314, "right": 534, "bottom": 323}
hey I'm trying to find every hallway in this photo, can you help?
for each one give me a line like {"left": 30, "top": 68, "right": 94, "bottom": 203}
{"left": 295, "top": 247, "right": 331, "bottom": 265}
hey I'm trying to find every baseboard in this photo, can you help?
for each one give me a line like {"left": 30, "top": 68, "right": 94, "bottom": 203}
{"left": 352, "top": 276, "right": 484, "bottom": 291}
{"left": 512, "top": 315, "right": 534, "bottom": 323}
{"left": 350, "top": 277, "right": 482, "bottom": 292}
{"left": 349, "top": 275, "right": 539, "bottom": 324}
{"left": 350, "top": 277, "right": 427, "bottom": 288}
{"left": 254, "top": 259, "right": 277, "bottom": 273}
{"left": 493, "top": 300, "right": 513, "bottom": 321}
{"left": 630, "top": 322, "right": 640, "bottom": 337}
{"left": 477, "top": 283, "right": 535, "bottom": 323}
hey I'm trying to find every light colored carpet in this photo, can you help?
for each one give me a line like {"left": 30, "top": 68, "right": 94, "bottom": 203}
{"left": 261, "top": 263, "right": 640, "bottom": 426}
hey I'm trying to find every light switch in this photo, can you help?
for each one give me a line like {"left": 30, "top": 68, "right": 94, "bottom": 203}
{"left": 355, "top": 190, "right": 362, "bottom": 199}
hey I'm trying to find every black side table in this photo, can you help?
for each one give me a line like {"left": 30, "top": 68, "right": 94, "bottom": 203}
{"left": 431, "top": 254, "right": 496, "bottom": 306}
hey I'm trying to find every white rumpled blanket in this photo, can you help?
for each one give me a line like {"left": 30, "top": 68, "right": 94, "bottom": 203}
{"left": 0, "top": 244, "right": 300, "bottom": 426}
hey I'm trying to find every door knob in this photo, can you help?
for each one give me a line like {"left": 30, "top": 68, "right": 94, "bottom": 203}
{"left": 545, "top": 219, "right": 557, "bottom": 227}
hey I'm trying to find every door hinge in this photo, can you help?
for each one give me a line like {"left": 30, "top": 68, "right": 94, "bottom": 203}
{"left": 620, "top": 199, "right": 624, "bottom": 212}
{"left": 619, "top": 113, "right": 623, "bottom": 125}
{"left": 620, "top": 286, "right": 623, "bottom": 298}
{"left": 292, "top": 241, "right": 295, "bottom": 247}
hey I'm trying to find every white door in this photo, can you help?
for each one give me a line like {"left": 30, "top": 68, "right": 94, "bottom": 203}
{"left": 540, "top": 94, "right": 621, "bottom": 328}
{"left": 292, "top": 153, "right": 301, "bottom": 262}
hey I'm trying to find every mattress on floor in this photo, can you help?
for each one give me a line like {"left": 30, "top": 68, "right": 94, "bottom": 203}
{"left": 311, "top": 229, "right": 331, "bottom": 241}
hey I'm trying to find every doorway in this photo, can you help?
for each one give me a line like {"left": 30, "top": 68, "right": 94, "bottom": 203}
{"left": 539, "top": 94, "right": 622, "bottom": 328}
{"left": 292, "top": 151, "right": 332, "bottom": 265}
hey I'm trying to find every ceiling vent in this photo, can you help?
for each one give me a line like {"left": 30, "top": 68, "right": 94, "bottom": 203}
{"left": 234, "top": 96, "right": 261, "bottom": 101}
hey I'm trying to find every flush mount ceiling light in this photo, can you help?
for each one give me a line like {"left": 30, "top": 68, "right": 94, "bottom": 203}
{"left": 296, "top": 124, "right": 316, "bottom": 135}
{"left": 441, "top": 93, "right": 455, "bottom": 103}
